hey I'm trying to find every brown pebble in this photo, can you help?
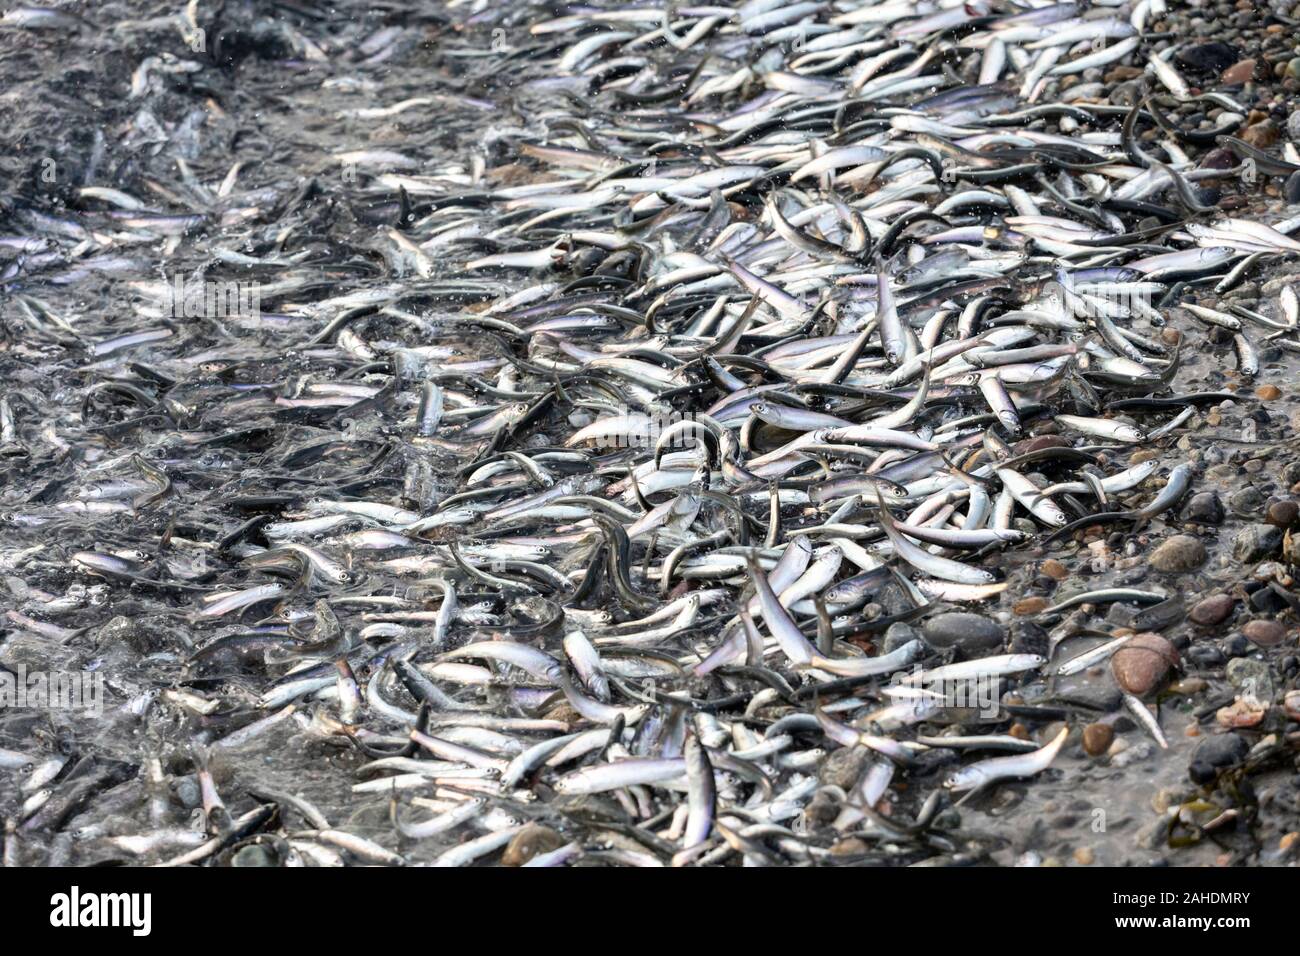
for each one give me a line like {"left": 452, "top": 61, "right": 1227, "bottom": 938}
{"left": 1040, "top": 559, "right": 1068, "bottom": 581}
{"left": 1242, "top": 619, "right": 1287, "bottom": 647}
{"left": 1073, "top": 846, "right": 1095, "bottom": 866}
{"left": 1267, "top": 499, "right": 1298, "bottom": 527}
{"left": 1241, "top": 120, "right": 1279, "bottom": 148}
{"left": 1169, "top": 677, "right": 1208, "bottom": 696}
{"left": 501, "top": 824, "right": 566, "bottom": 866}
{"left": 1082, "top": 722, "right": 1114, "bottom": 757}
{"left": 1129, "top": 449, "right": 1158, "bottom": 465}
{"left": 1216, "top": 697, "right": 1266, "bottom": 728}
{"left": 1104, "top": 65, "right": 1144, "bottom": 83}
{"left": 830, "top": 837, "right": 869, "bottom": 857}
{"left": 1111, "top": 632, "right": 1179, "bottom": 696}
{"left": 1221, "top": 58, "right": 1258, "bottom": 85}
{"left": 1281, "top": 832, "right": 1300, "bottom": 852}
{"left": 1013, "top": 597, "right": 1048, "bottom": 615}
{"left": 1148, "top": 534, "right": 1207, "bottom": 573}
{"left": 1011, "top": 435, "right": 1071, "bottom": 456}
{"left": 1256, "top": 384, "right": 1282, "bottom": 400}
{"left": 1160, "top": 328, "right": 1182, "bottom": 346}
{"left": 1189, "top": 593, "right": 1235, "bottom": 626}
{"left": 1008, "top": 723, "right": 1030, "bottom": 740}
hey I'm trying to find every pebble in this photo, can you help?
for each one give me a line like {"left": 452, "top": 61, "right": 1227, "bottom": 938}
{"left": 1266, "top": 499, "right": 1297, "bottom": 527}
{"left": 1103, "top": 65, "right": 1144, "bottom": 83}
{"left": 1220, "top": 58, "right": 1257, "bottom": 84}
{"left": 819, "top": 745, "right": 872, "bottom": 790}
{"left": 1111, "top": 632, "right": 1179, "bottom": 695}
{"left": 1216, "top": 697, "right": 1267, "bottom": 728}
{"left": 1177, "top": 41, "right": 1240, "bottom": 74}
{"left": 1112, "top": 742, "right": 1153, "bottom": 768}
{"left": 1189, "top": 593, "right": 1235, "bottom": 626}
{"left": 1148, "top": 534, "right": 1207, "bottom": 572}
{"left": 830, "top": 837, "right": 869, "bottom": 857}
{"left": 922, "top": 612, "right": 1004, "bottom": 653}
{"left": 1240, "top": 119, "right": 1279, "bottom": 148}
{"left": 231, "top": 845, "right": 277, "bottom": 867}
{"left": 882, "top": 621, "right": 922, "bottom": 654}
{"left": 1188, "top": 732, "right": 1249, "bottom": 784}
{"left": 1073, "top": 846, "right": 1095, "bottom": 865}
{"left": 1289, "top": 108, "right": 1300, "bottom": 141}
{"left": 1082, "top": 722, "right": 1114, "bottom": 756}
{"left": 1285, "top": 529, "right": 1300, "bottom": 564}
{"left": 501, "top": 824, "right": 566, "bottom": 866}
{"left": 1227, "top": 657, "right": 1275, "bottom": 701}
{"left": 1233, "top": 524, "right": 1283, "bottom": 563}
{"left": 1242, "top": 619, "right": 1287, "bottom": 647}
{"left": 1053, "top": 671, "right": 1123, "bottom": 711}
{"left": 1011, "top": 435, "right": 1071, "bottom": 455}
{"left": 1013, "top": 597, "right": 1048, "bottom": 615}
{"left": 1229, "top": 487, "right": 1265, "bottom": 515}
{"left": 1256, "top": 384, "right": 1282, "bottom": 400}
{"left": 1183, "top": 491, "right": 1225, "bottom": 524}
{"left": 1040, "top": 558, "right": 1068, "bottom": 581}
{"left": 1169, "top": 677, "right": 1208, "bottom": 696}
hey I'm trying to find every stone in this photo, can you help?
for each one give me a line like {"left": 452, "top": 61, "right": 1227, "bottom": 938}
{"left": 1112, "top": 742, "right": 1154, "bottom": 768}
{"left": 1241, "top": 619, "right": 1286, "bottom": 647}
{"left": 1227, "top": 657, "right": 1274, "bottom": 701}
{"left": 1220, "top": 58, "right": 1257, "bottom": 85}
{"left": 1013, "top": 597, "right": 1048, "bottom": 615}
{"left": 1184, "top": 491, "right": 1224, "bottom": 524}
{"left": 1148, "top": 534, "right": 1207, "bottom": 572}
{"left": 1104, "top": 65, "right": 1144, "bottom": 83}
{"left": 1011, "top": 435, "right": 1071, "bottom": 456}
{"left": 1082, "top": 722, "right": 1114, "bottom": 756}
{"left": 231, "top": 845, "right": 277, "bottom": 867}
{"left": 1040, "top": 559, "right": 1068, "bottom": 581}
{"left": 1177, "top": 42, "right": 1240, "bottom": 74}
{"left": 819, "top": 745, "right": 872, "bottom": 790}
{"left": 830, "top": 837, "right": 869, "bottom": 857}
{"left": 1216, "top": 697, "right": 1267, "bottom": 728}
{"left": 1233, "top": 524, "right": 1282, "bottom": 563}
{"left": 501, "top": 824, "right": 565, "bottom": 866}
{"left": 882, "top": 621, "right": 922, "bottom": 654}
{"left": 922, "top": 612, "right": 1004, "bottom": 653}
{"left": 1111, "top": 632, "right": 1179, "bottom": 695}
{"left": 1189, "top": 594, "right": 1235, "bottom": 626}
{"left": 1256, "top": 384, "right": 1282, "bottom": 401}
{"left": 1188, "top": 732, "right": 1248, "bottom": 784}
{"left": 1054, "top": 671, "right": 1123, "bottom": 712}
{"left": 1240, "top": 120, "right": 1279, "bottom": 149}
{"left": 1228, "top": 487, "right": 1265, "bottom": 515}
{"left": 1266, "top": 499, "right": 1297, "bottom": 527}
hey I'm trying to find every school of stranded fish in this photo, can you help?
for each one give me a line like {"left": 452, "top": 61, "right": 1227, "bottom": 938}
{"left": 2, "top": 0, "right": 1299, "bottom": 866}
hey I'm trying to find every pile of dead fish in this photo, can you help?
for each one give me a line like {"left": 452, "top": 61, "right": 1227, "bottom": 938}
{"left": 2, "top": 0, "right": 1299, "bottom": 866}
